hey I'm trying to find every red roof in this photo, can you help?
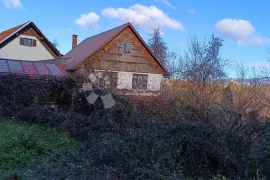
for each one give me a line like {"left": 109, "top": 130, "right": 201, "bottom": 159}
{"left": 63, "top": 22, "right": 168, "bottom": 74}
{"left": 0, "top": 21, "right": 29, "bottom": 42}
{"left": 64, "top": 23, "right": 128, "bottom": 69}
{"left": 0, "top": 21, "right": 62, "bottom": 57}
{"left": 0, "top": 58, "right": 64, "bottom": 77}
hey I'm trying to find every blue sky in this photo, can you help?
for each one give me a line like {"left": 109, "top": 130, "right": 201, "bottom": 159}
{"left": 1, "top": 0, "right": 270, "bottom": 77}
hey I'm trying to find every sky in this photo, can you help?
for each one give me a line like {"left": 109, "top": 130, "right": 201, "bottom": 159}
{"left": 0, "top": 0, "right": 270, "bottom": 77}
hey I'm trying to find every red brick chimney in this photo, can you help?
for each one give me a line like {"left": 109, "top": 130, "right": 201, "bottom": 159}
{"left": 72, "top": 34, "right": 78, "bottom": 49}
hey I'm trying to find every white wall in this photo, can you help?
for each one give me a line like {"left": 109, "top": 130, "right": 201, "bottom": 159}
{"left": 147, "top": 74, "right": 163, "bottom": 91}
{"left": 118, "top": 72, "right": 163, "bottom": 91}
{"left": 117, "top": 71, "right": 133, "bottom": 90}
{"left": 89, "top": 70, "right": 163, "bottom": 91}
{"left": 0, "top": 35, "right": 54, "bottom": 60}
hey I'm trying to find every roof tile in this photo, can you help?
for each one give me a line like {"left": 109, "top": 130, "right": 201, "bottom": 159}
{"left": 0, "top": 21, "right": 29, "bottom": 42}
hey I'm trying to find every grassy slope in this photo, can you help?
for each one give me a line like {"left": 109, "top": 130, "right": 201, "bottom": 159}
{"left": 0, "top": 121, "right": 81, "bottom": 180}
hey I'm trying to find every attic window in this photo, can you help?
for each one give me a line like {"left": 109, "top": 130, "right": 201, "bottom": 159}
{"left": 123, "top": 43, "right": 131, "bottom": 53}
{"left": 20, "top": 38, "right": 36, "bottom": 47}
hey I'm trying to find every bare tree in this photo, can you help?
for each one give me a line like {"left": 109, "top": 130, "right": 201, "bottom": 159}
{"left": 166, "top": 51, "right": 184, "bottom": 79}
{"left": 183, "top": 35, "right": 228, "bottom": 83}
{"left": 51, "top": 37, "right": 60, "bottom": 49}
{"left": 148, "top": 28, "right": 168, "bottom": 67}
{"left": 163, "top": 35, "right": 229, "bottom": 121}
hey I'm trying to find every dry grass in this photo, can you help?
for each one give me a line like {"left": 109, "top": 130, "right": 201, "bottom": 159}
{"left": 163, "top": 79, "right": 270, "bottom": 119}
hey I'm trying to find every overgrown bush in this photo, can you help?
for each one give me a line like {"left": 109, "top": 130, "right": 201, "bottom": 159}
{"left": 19, "top": 105, "right": 267, "bottom": 179}
{"left": 0, "top": 121, "right": 82, "bottom": 180}
{"left": 0, "top": 75, "right": 74, "bottom": 117}
{"left": 1, "top": 74, "right": 269, "bottom": 179}
{"left": 15, "top": 106, "right": 66, "bottom": 128}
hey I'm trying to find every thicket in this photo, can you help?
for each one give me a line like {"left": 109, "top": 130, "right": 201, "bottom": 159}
{"left": 0, "top": 121, "right": 82, "bottom": 180}
{"left": 0, "top": 74, "right": 269, "bottom": 180}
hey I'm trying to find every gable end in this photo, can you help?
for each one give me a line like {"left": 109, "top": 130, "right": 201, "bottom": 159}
{"left": 79, "top": 26, "right": 166, "bottom": 74}
{"left": 0, "top": 22, "right": 61, "bottom": 58}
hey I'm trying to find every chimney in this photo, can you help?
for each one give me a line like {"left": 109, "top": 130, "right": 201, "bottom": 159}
{"left": 72, "top": 34, "right": 78, "bottom": 49}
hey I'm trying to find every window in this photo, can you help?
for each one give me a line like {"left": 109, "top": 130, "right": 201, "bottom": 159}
{"left": 123, "top": 43, "right": 132, "bottom": 53}
{"left": 97, "top": 72, "right": 118, "bottom": 89}
{"left": 20, "top": 38, "right": 36, "bottom": 47}
{"left": 132, "top": 74, "right": 148, "bottom": 90}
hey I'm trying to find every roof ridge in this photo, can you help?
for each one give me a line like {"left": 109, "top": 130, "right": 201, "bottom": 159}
{"left": 0, "top": 21, "right": 61, "bottom": 57}
{"left": 85, "top": 22, "right": 130, "bottom": 40}
{"left": 0, "top": 21, "right": 31, "bottom": 34}
{"left": 65, "top": 22, "right": 130, "bottom": 55}
{"left": 63, "top": 22, "right": 168, "bottom": 74}
{"left": 0, "top": 21, "right": 32, "bottom": 42}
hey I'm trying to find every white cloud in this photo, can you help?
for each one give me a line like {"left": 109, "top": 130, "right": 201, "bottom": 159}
{"left": 187, "top": 8, "right": 197, "bottom": 14}
{"left": 155, "top": 0, "right": 176, "bottom": 9}
{"left": 214, "top": 18, "right": 268, "bottom": 46}
{"left": 2, "top": 0, "right": 22, "bottom": 8}
{"left": 102, "top": 4, "right": 184, "bottom": 31}
{"left": 74, "top": 12, "right": 100, "bottom": 29}
{"left": 215, "top": 18, "right": 255, "bottom": 41}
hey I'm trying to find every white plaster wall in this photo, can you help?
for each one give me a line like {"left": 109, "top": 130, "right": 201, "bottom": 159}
{"left": 117, "top": 71, "right": 133, "bottom": 90}
{"left": 147, "top": 74, "right": 163, "bottom": 91}
{"left": 117, "top": 71, "right": 163, "bottom": 91}
{"left": 0, "top": 35, "right": 54, "bottom": 60}
{"left": 86, "top": 70, "right": 163, "bottom": 92}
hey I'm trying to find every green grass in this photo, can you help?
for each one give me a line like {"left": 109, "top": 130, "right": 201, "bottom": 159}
{"left": 0, "top": 121, "right": 81, "bottom": 180}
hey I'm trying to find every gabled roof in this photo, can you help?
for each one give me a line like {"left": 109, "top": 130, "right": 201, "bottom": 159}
{"left": 0, "top": 21, "right": 29, "bottom": 42}
{"left": 0, "top": 21, "right": 61, "bottom": 57}
{"left": 64, "top": 23, "right": 168, "bottom": 74}
{"left": 0, "top": 58, "right": 64, "bottom": 77}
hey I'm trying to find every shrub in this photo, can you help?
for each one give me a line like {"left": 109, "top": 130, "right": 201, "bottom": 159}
{"left": 0, "top": 121, "right": 81, "bottom": 180}
{"left": 0, "top": 75, "right": 74, "bottom": 117}
{"left": 1, "top": 74, "right": 270, "bottom": 179}
{"left": 15, "top": 106, "right": 66, "bottom": 128}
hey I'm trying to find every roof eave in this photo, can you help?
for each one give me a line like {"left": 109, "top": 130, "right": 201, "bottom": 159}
{"left": 30, "top": 22, "right": 61, "bottom": 56}
{"left": 127, "top": 24, "right": 169, "bottom": 74}
{"left": 0, "top": 21, "right": 31, "bottom": 45}
{"left": 0, "top": 21, "right": 61, "bottom": 57}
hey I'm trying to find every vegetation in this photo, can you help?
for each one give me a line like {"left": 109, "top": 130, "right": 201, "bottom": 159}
{"left": 182, "top": 35, "right": 228, "bottom": 82}
{"left": 0, "top": 121, "right": 82, "bottom": 180}
{"left": 148, "top": 28, "right": 168, "bottom": 67}
{"left": 0, "top": 74, "right": 269, "bottom": 179}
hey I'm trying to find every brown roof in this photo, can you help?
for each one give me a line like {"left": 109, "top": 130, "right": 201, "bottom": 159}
{"left": 38, "top": 56, "right": 74, "bottom": 64}
{"left": 0, "top": 21, "right": 61, "bottom": 57}
{"left": 0, "top": 21, "right": 29, "bottom": 42}
{"left": 64, "top": 22, "right": 168, "bottom": 74}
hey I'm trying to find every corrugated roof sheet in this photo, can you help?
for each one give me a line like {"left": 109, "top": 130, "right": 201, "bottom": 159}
{"left": 0, "top": 58, "right": 64, "bottom": 77}
{"left": 63, "top": 23, "right": 129, "bottom": 69}
{"left": 62, "top": 22, "right": 169, "bottom": 75}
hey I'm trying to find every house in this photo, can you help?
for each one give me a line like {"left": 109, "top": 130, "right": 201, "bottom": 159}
{"left": 0, "top": 21, "right": 62, "bottom": 61}
{"left": 43, "top": 22, "right": 169, "bottom": 94}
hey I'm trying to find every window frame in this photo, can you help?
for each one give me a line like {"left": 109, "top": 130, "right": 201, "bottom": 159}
{"left": 123, "top": 42, "right": 132, "bottom": 53}
{"left": 132, "top": 74, "right": 148, "bottom": 90}
{"left": 20, "top": 38, "right": 36, "bottom": 47}
{"left": 24, "top": 38, "right": 31, "bottom": 46}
